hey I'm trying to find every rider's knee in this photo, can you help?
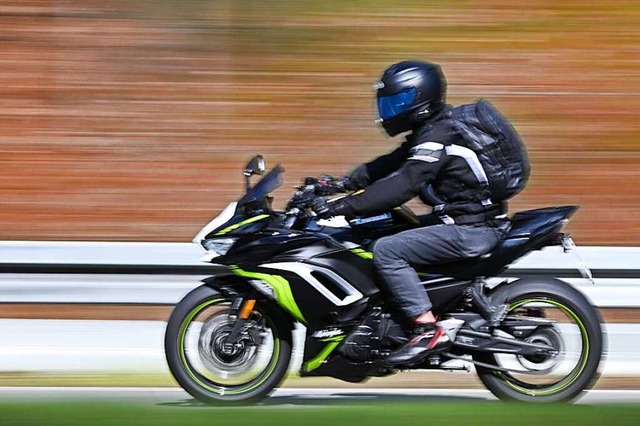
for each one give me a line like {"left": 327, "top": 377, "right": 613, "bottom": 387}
{"left": 372, "top": 236, "right": 398, "bottom": 266}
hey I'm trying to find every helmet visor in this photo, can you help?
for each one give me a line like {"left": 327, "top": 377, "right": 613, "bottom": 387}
{"left": 377, "top": 88, "right": 417, "bottom": 121}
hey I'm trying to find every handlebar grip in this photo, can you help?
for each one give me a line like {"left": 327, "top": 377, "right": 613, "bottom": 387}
{"left": 283, "top": 214, "right": 297, "bottom": 229}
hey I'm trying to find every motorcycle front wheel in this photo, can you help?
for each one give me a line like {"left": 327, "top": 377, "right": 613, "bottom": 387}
{"left": 165, "top": 285, "right": 292, "bottom": 405}
{"left": 475, "top": 278, "right": 604, "bottom": 403}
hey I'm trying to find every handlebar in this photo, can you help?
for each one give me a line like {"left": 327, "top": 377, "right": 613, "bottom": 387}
{"left": 283, "top": 175, "right": 349, "bottom": 229}
{"left": 304, "top": 175, "right": 350, "bottom": 196}
{"left": 291, "top": 176, "right": 348, "bottom": 206}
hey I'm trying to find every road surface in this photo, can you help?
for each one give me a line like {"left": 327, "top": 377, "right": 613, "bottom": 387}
{"left": 0, "top": 387, "right": 638, "bottom": 405}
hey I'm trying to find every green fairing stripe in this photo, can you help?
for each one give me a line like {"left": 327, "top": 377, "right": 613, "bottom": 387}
{"left": 319, "top": 335, "right": 345, "bottom": 343}
{"left": 351, "top": 248, "right": 373, "bottom": 260}
{"left": 500, "top": 298, "right": 590, "bottom": 397}
{"left": 177, "top": 298, "right": 281, "bottom": 396}
{"left": 302, "top": 337, "right": 344, "bottom": 373}
{"left": 231, "top": 267, "right": 306, "bottom": 324}
{"left": 215, "top": 214, "right": 269, "bottom": 235}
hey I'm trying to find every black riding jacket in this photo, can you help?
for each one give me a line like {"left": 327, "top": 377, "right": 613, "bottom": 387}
{"left": 329, "top": 108, "right": 506, "bottom": 223}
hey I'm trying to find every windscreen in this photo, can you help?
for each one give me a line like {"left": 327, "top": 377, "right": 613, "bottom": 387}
{"left": 238, "top": 164, "right": 284, "bottom": 206}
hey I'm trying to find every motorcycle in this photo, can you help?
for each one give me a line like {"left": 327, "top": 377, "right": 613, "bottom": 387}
{"left": 165, "top": 155, "right": 603, "bottom": 404}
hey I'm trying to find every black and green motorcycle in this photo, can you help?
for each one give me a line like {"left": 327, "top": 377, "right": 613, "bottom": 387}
{"left": 165, "top": 155, "right": 603, "bottom": 404}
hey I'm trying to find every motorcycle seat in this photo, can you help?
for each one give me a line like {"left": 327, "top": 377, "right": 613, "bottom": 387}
{"left": 417, "top": 206, "right": 578, "bottom": 281}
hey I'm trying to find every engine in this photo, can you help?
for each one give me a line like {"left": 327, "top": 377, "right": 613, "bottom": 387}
{"left": 340, "top": 307, "right": 408, "bottom": 362}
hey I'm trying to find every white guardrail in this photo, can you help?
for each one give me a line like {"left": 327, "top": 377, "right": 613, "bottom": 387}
{"left": 0, "top": 241, "right": 637, "bottom": 375}
{"left": 0, "top": 241, "right": 637, "bottom": 307}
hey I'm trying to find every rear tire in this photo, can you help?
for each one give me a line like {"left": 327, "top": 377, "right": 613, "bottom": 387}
{"left": 165, "top": 285, "right": 292, "bottom": 405}
{"left": 475, "top": 277, "right": 603, "bottom": 403}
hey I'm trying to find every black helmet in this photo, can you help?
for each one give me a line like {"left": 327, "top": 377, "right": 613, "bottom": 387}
{"left": 376, "top": 61, "right": 447, "bottom": 136}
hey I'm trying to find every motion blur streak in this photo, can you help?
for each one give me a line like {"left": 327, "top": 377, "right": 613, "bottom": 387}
{"left": 0, "top": 319, "right": 637, "bottom": 376}
{"left": 0, "top": 1, "right": 638, "bottom": 244}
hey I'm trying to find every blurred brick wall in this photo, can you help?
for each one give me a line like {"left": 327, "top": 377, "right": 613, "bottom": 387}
{"left": 0, "top": 0, "right": 638, "bottom": 244}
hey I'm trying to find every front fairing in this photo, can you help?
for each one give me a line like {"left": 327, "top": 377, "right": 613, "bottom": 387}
{"left": 192, "top": 202, "right": 240, "bottom": 243}
{"left": 214, "top": 232, "right": 332, "bottom": 266}
{"left": 193, "top": 165, "right": 285, "bottom": 244}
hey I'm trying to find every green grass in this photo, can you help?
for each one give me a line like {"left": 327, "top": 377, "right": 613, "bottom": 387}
{"left": 0, "top": 401, "right": 638, "bottom": 426}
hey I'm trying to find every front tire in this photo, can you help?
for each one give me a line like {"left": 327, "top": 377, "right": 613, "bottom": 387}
{"left": 475, "top": 278, "right": 603, "bottom": 403}
{"left": 165, "top": 285, "right": 293, "bottom": 404}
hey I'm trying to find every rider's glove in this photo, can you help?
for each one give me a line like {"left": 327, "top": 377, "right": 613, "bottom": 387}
{"left": 315, "top": 179, "right": 337, "bottom": 196}
{"left": 309, "top": 175, "right": 348, "bottom": 196}
{"left": 304, "top": 177, "right": 319, "bottom": 186}
{"left": 312, "top": 197, "right": 354, "bottom": 220}
{"left": 343, "top": 164, "right": 370, "bottom": 191}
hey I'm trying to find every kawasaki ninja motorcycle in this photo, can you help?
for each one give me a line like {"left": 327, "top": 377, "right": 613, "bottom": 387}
{"left": 165, "top": 155, "right": 603, "bottom": 404}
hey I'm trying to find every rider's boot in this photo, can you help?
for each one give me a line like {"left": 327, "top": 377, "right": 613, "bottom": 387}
{"left": 383, "top": 322, "right": 451, "bottom": 366}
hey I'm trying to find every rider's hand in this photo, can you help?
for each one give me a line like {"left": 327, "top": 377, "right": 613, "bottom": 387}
{"left": 304, "top": 177, "right": 319, "bottom": 186}
{"left": 315, "top": 175, "right": 348, "bottom": 196}
{"left": 344, "top": 164, "right": 370, "bottom": 190}
{"left": 334, "top": 176, "right": 355, "bottom": 192}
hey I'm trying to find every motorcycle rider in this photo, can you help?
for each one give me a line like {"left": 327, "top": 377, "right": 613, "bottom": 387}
{"left": 314, "top": 60, "right": 512, "bottom": 366}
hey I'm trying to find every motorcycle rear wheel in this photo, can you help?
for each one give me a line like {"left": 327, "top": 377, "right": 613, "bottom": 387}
{"left": 475, "top": 278, "right": 603, "bottom": 403}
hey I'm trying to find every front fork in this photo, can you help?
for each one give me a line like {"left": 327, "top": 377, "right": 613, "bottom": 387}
{"left": 222, "top": 294, "right": 262, "bottom": 352}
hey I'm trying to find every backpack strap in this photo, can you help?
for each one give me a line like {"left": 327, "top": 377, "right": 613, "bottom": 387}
{"left": 434, "top": 202, "right": 507, "bottom": 226}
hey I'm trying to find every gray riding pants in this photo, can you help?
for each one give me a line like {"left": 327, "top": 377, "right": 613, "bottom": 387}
{"left": 372, "top": 223, "right": 508, "bottom": 320}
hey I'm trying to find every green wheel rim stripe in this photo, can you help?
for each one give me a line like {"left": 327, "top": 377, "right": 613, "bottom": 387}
{"left": 177, "top": 298, "right": 281, "bottom": 396}
{"left": 500, "top": 298, "right": 590, "bottom": 397}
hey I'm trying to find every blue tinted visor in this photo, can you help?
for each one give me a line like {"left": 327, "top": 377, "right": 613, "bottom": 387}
{"left": 377, "top": 88, "right": 417, "bottom": 121}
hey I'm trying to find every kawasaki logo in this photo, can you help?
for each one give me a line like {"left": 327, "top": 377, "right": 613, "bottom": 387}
{"left": 350, "top": 213, "right": 391, "bottom": 225}
{"left": 312, "top": 328, "right": 344, "bottom": 339}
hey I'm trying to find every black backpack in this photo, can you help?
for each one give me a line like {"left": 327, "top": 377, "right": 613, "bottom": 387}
{"left": 450, "top": 99, "right": 530, "bottom": 202}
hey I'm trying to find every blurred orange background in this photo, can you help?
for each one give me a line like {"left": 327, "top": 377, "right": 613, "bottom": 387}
{"left": 0, "top": 0, "right": 638, "bottom": 244}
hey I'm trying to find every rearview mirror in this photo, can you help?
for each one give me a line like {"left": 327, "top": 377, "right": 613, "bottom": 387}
{"left": 244, "top": 155, "right": 265, "bottom": 177}
{"left": 244, "top": 154, "right": 265, "bottom": 192}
